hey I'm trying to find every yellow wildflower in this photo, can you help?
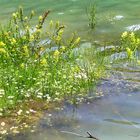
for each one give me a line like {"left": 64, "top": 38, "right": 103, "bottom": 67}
{"left": 36, "top": 25, "right": 39, "bottom": 29}
{"left": 23, "top": 45, "right": 29, "bottom": 56}
{"left": 40, "top": 58, "right": 47, "bottom": 65}
{"left": 24, "top": 16, "right": 28, "bottom": 20}
{"left": 11, "top": 38, "right": 16, "bottom": 45}
{"left": 130, "top": 32, "right": 136, "bottom": 43}
{"left": 136, "top": 38, "right": 140, "bottom": 45}
{"left": 58, "top": 29, "right": 64, "bottom": 36}
{"left": 0, "top": 48, "right": 6, "bottom": 54}
{"left": 0, "top": 41, "right": 6, "bottom": 47}
{"left": 30, "top": 35, "right": 34, "bottom": 42}
{"left": 53, "top": 50, "right": 60, "bottom": 58}
{"left": 56, "top": 36, "right": 61, "bottom": 42}
{"left": 39, "top": 16, "right": 43, "bottom": 21}
{"left": 61, "top": 46, "right": 66, "bottom": 52}
{"left": 126, "top": 47, "right": 133, "bottom": 59}
{"left": 121, "top": 31, "right": 128, "bottom": 38}
{"left": 36, "top": 29, "right": 41, "bottom": 33}
{"left": 12, "top": 13, "right": 17, "bottom": 18}
{"left": 130, "top": 32, "right": 135, "bottom": 38}
{"left": 74, "top": 37, "right": 80, "bottom": 44}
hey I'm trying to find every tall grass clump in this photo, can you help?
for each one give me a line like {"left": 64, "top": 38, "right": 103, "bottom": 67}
{"left": 86, "top": 2, "right": 96, "bottom": 29}
{"left": 0, "top": 7, "right": 105, "bottom": 116}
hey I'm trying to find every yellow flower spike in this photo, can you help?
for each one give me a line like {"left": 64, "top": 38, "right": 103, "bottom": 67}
{"left": 35, "top": 54, "right": 39, "bottom": 59}
{"left": 61, "top": 46, "right": 66, "bottom": 52}
{"left": 136, "top": 38, "right": 140, "bottom": 44}
{"left": 130, "top": 32, "right": 135, "bottom": 38}
{"left": 11, "top": 38, "right": 16, "bottom": 45}
{"left": 24, "top": 16, "right": 28, "bottom": 20}
{"left": 39, "top": 16, "right": 43, "bottom": 21}
{"left": 53, "top": 50, "right": 60, "bottom": 58}
{"left": 30, "top": 35, "right": 35, "bottom": 42}
{"left": 49, "top": 20, "right": 53, "bottom": 28}
{"left": 74, "top": 37, "right": 81, "bottom": 44}
{"left": 121, "top": 31, "right": 128, "bottom": 38}
{"left": 40, "top": 47, "right": 45, "bottom": 51}
{"left": 129, "top": 32, "right": 136, "bottom": 42}
{"left": 12, "top": 13, "right": 17, "bottom": 18}
{"left": 36, "top": 25, "right": 39, "bottom": 29}
{"left": 36, "top": 29, "right": 41, "bottom": 33}
{"left": 126, "top": 47, "right": 133, "bottom": 59}
{"left": 40, "top": 58, "right": 47, "bottom": 65}
{"left": 23, "top": 45, "right": 28, "bottom": 49}
{"left": 56, "top": 36, "right": 61, "bottom": 42}
{"left": 23, "top": 45, "right": 29, "bottom": 56}
{"left": 58, "top": 29, "right": 64, "bottom": 36}
{"left": 75, "top": 66, "right": 80, "bottom": 72}
{"left": 0, "top": 48, "right": 6, "bottom": 54}
{"left": 0, "top": 41, "right": 6, "bottom": 47}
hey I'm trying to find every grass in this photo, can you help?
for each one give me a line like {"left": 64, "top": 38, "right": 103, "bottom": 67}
{"left": 0, "top": 7, "right": 106, "bottom": 117}
{"left": 86, "top": 1, "right": 96, "bottom": 29}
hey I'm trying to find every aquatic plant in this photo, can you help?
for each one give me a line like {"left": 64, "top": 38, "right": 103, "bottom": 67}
{"left": 86, "top": 2, "right": 96, "bottom": 29}
{"left": 121, "top": 31, "right": 140, "bottom": 60}
{"left": 97, "top": 31, "right": 140, "bottom": 64}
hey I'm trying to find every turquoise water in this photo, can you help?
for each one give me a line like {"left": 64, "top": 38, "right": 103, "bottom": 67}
{"left": 0, "top": 0, "right": 140, "bottom": 41}
{"left": 1, "top": 0, "right": 140, "bottom": 140}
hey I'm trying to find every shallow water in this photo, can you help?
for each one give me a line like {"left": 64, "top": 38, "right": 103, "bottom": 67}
{"left": 0, "top": 0, "right": 140, "bottom": 41}
{"left": 7, "top": 67, "right": 140, "bottom": 140}
{"left": 1, "top": 0, "right": 140, "bottom": 140}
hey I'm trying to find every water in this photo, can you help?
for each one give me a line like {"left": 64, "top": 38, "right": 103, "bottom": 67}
{"left": 1, "top": 0, "right": 140, "bottom": 140}
{"left": 0, "top": 0, "right": 140, "bottom": 41}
